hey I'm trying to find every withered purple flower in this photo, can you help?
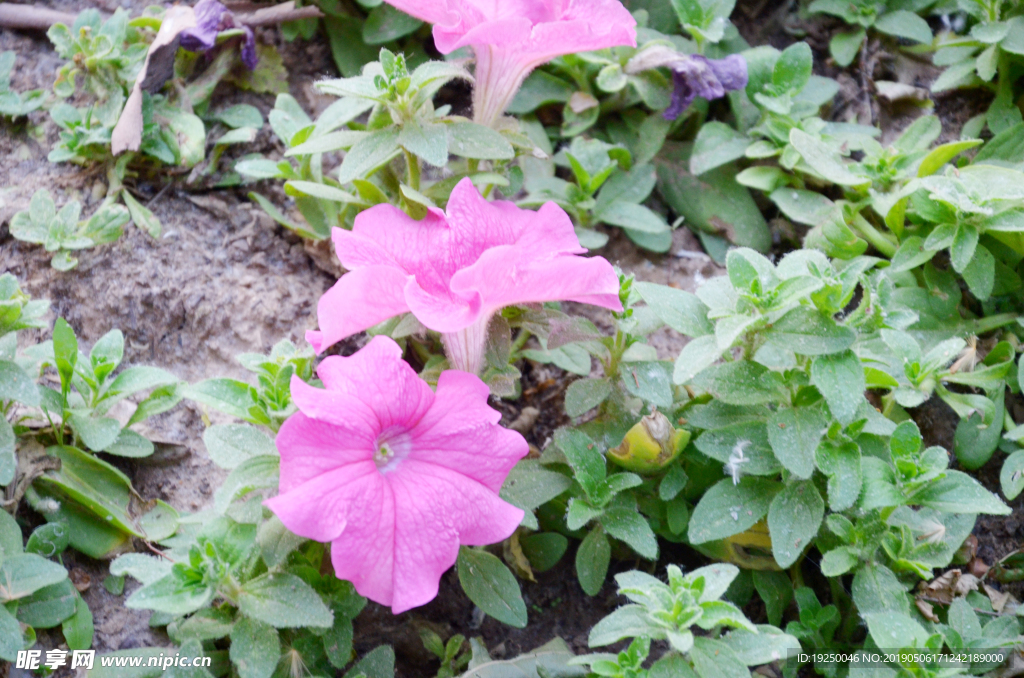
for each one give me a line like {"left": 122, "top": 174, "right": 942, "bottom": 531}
{"left": 664, "top": 54, "right": 747, "bottom": 120}
{"left": 180, "top": 0, "right": 258, "bottom": 70}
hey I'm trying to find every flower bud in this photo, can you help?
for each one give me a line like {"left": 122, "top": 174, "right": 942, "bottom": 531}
{"left": 608, "top": 410, "right": 690, "bottom": 474}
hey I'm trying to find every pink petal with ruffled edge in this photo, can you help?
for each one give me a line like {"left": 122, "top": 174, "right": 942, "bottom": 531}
{"left": 314, "top": 336, "right": 434, "bottom": 431}
{"left": 408, "top": 371, "right": 527, "bottom": 491}
{"left": 310, "top": 266, "right": 410, "bottom": 354}
{"left": 266, "top": 336, "right": 527, "bottom": 613}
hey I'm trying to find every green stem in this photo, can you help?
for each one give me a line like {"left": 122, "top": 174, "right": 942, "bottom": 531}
{"left": 510, "top": 329, "right": 532, "bottom": 358}
{"left": 850, "top": 212, "right": 897, "bottom": 258}
{"left": 403, "top": 148, "right": 420, "bottom": 191}
{"left": 968, "top": 312, "right": 1021, "bottom": 335}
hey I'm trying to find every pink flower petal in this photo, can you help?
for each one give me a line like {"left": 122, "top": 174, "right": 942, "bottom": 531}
{"left": 288, "top": 378, "right": 380, "bottom": 442}
{"left": 452, "top": 245, "right": 623, "bottom": 314}
{"left": 409, "top": 370, "right": 528, "bottom": 492}
{"left": 387, "top": 460, "right": 524, "bottom": 612}
{"left": 265, "top": 463, "right": 379, "bottom": 542}
{"left": 315, "top": 335, "right": 435, "bottom": 431}
{"left": 339, "top": 208, "right": 450, "bottom": 272}
{"left": 274, "top": 406, "right": 376, "bottom": 489}
{"left": 312, "top": 265, "right": 411, "bottom": 353}
{"left": 403, "top": 277, "right": 482, "bottom": 333}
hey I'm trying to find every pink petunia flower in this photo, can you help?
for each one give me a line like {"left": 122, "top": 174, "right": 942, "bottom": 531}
{"left": 265, "top": 335, "right": 527, "bottom": 614}
{"left": 307, "top": 177, "right": 622, "bottom": 375}
{"left": 381, "top": 0, "right": 637, "bottom": 126}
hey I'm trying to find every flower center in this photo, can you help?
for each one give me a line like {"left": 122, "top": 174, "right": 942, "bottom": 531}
{"left": 374, "top": 443, "right": 396, "bottom": 468}
{"left": 372, "top": 432, "right": 411, "bottom": 474}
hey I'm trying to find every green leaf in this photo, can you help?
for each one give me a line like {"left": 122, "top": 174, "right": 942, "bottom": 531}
{"left": 635, "top": 282, "right": 712, "bottom": 337}
{"left": 461, "top": 638, "right": 584, "bottom": 678}
{"left": 911, "top": 470, "right": 1010, "bottom": 515}
{"left": 691, "top": 637, "right": 750, "bottom": 678}
{"left": 688, "top": 478, "right": 781, "bottom": 544}
{"left": 15, "top": 578, "right": 76, "bottom": 628}
{"left": 0, "top": 507, "right": 20, "bottom": 561}
{"left": 1000, "top": 449, "right": 1024, "bottom": 500}
{"left": 576, "top": 526, "right": 611, "bottom": 596}
{"left": 507, "top": 70, "right": 575, "bottom": 114}
{"left": 752, "top": 571, "right": 793, "bottom": 627}
{"left": 690, "top": 360, "right": 784, "bottom": 405}
{"left": 656, "top": 142, "right": 771, "bottom": 253}
{"left": 960, "top": 243, "right": 995, "bottom": 299}
{"left": 690, "top": 122, "right": 750, "bottom": 175}
{"left": 863, "top": 612, "right": 930, "bottom": 650}
{"left": 564, "top": 378, "right": 612, "bottom": 417}
{"left": 0, "top": 553, "right": 69, "bottom": 601}
{"left": 765, "top": 306, "right": 855, "bottom": 355}
{"left": 230, "top": 617, "right": 280, "bottom": 678}
{"left": 238, "top": 572, "right": 334, "bottom": 628}
{"left": 127, "top": 575, "right": 214, "bottom": 616}
{"left": 110, "top": 553, "right": 173, "bottom": 586}
{"left": 105, "top": 365, "right": 178, "bottom": 399}
{"left": 337, "top": 128, "right": 401, "bottom": 184}
{"left": 553, "top": 428, "right": 606, "bottom": 500}
{"left": 588, "top": 604, "right": 652, "bottom": 648}
{"left": 25, "top": 523, "right": 69, "bottom": 558}
{"left": 203, "top": 423, "right": 278, "bottom": 470}
{"left": 767, "top": 406, "right": 827, "bottom": 479}
{"left": 53, "top": 317, "right": 78, "bottom": 391}
{"left": 954, "top": 389, "right": 1003, "bottom": 470}
{"left": 768, "top": 480, "right": 824, "bottom": 568}
{"left": 769, "top": 188, "right": 835, "bottom": 226}
{"left": 601, "top": 508, "right": 658, "bottom": 560}
{"left": 0, "top": 605, "right": 22, "bottom": 662}
{"left": 446, "top": 122, "right": 515, "bottom": 160}
{"left": 620, "top": 361, "right": 673, "bottom": 408}
{"left": 398, "top": 120, "right": 449, "bottom": 168}
{"left": 0, "top": 360, "right": 38, "bottom": 406}
{"left": 830, "top": 29, "right": 866, "bottom": 67}
{"left": 214, "top": 455, "right": 279, "bottom": 513}
{"left": 362, "top": 4, "right": 421, "bottom": 43}
{"left": 185, "top": 379, "right": 258, "bottom": 421}
{"left": 62, "top": 592, "right": 93, "bottom": 650}
{"left": 596, "top": 201, "right": 670, "bottom": 234}
{"left": 457, "top": 546, "right": 527, "bottom": 628}
{"left": 520, "top": 533, "right": 568, "bottom": 573}
{"left": 772, "top": 42, "right": 813, "bottom": 93}
{"left": 851, "top": 563, "right": 909, "bottom": 615}
{"left": 103, "top": 428, "right": 155, "bottom": 458}
{"left": 917, "top": 139, "right": 984, "bottom": 177}
{"left": 500, "top": 460, "right": 572, "bottom": 517}
{"left": 344, "top": 645, "right": 396, "bottom": 678}
{"left": 875, "top": 10, "right": 932, "bottom": 43}
{"left": 68, "top": 413, "right": 121, "bottom": 451}
{"left": 810, "top": 350, "right": 865, "bottom": 425}
{"left": 789, "top": 129, "right": 869, "bottom": 187}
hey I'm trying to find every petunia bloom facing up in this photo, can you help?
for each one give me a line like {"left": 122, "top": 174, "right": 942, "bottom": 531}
{"left": 265, "top": 335, "right": 527, "bottom": 614}
{"left": 307, "top": 177, "right": 622, "bottom": 375}
{"left": 180, "top": 0, "right": 257, "bottom": 70}
{"left": 380, "top": 0, "right": 637, "bottom": 126}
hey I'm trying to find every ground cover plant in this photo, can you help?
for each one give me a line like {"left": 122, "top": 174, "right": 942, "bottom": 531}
{"left": 2, "top": 0, "right": 1024, "bottom": 676}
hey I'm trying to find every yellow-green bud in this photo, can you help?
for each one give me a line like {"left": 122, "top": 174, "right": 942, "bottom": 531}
{"left": 608, "top": 410, "right": 690, "bottom": 474}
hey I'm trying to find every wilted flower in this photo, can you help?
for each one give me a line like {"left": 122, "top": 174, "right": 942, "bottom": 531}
{"left": 381, "top": 0, "right": 637, "bottom": 126}
{"left": 307, "top": 178, "right": 622, "bottom": 375}
{"left": 626, "top": 45, "right": 747, "bottom": 121}
{"left": 265, "top": 335, "right": 527, "bottom": 613}
{"left": 180, "top": 0, "right": 257, "bottom": 70}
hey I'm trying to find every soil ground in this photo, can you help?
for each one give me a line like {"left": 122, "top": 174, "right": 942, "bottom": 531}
{"left": 0, "top": 1, "right": 1018, "bottom": 676}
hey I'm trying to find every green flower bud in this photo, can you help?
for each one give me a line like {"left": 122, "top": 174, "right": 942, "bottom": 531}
{"left": 608, "top": 410, "right": 690, "bottom": 474}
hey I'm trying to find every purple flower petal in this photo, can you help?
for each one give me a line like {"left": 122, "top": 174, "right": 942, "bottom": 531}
{"left": 664, "top": 53, "right": 748, "bottom": 121}
{"left": 180, "top": 0, "right": 228, "bottom": 52}
{"left": 241, "top": 26, "right": 257, "bottom": 70}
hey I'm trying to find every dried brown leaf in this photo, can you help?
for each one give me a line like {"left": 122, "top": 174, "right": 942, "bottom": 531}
{"left": 111, "top": 5, "right": 197, "bottom": 155}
